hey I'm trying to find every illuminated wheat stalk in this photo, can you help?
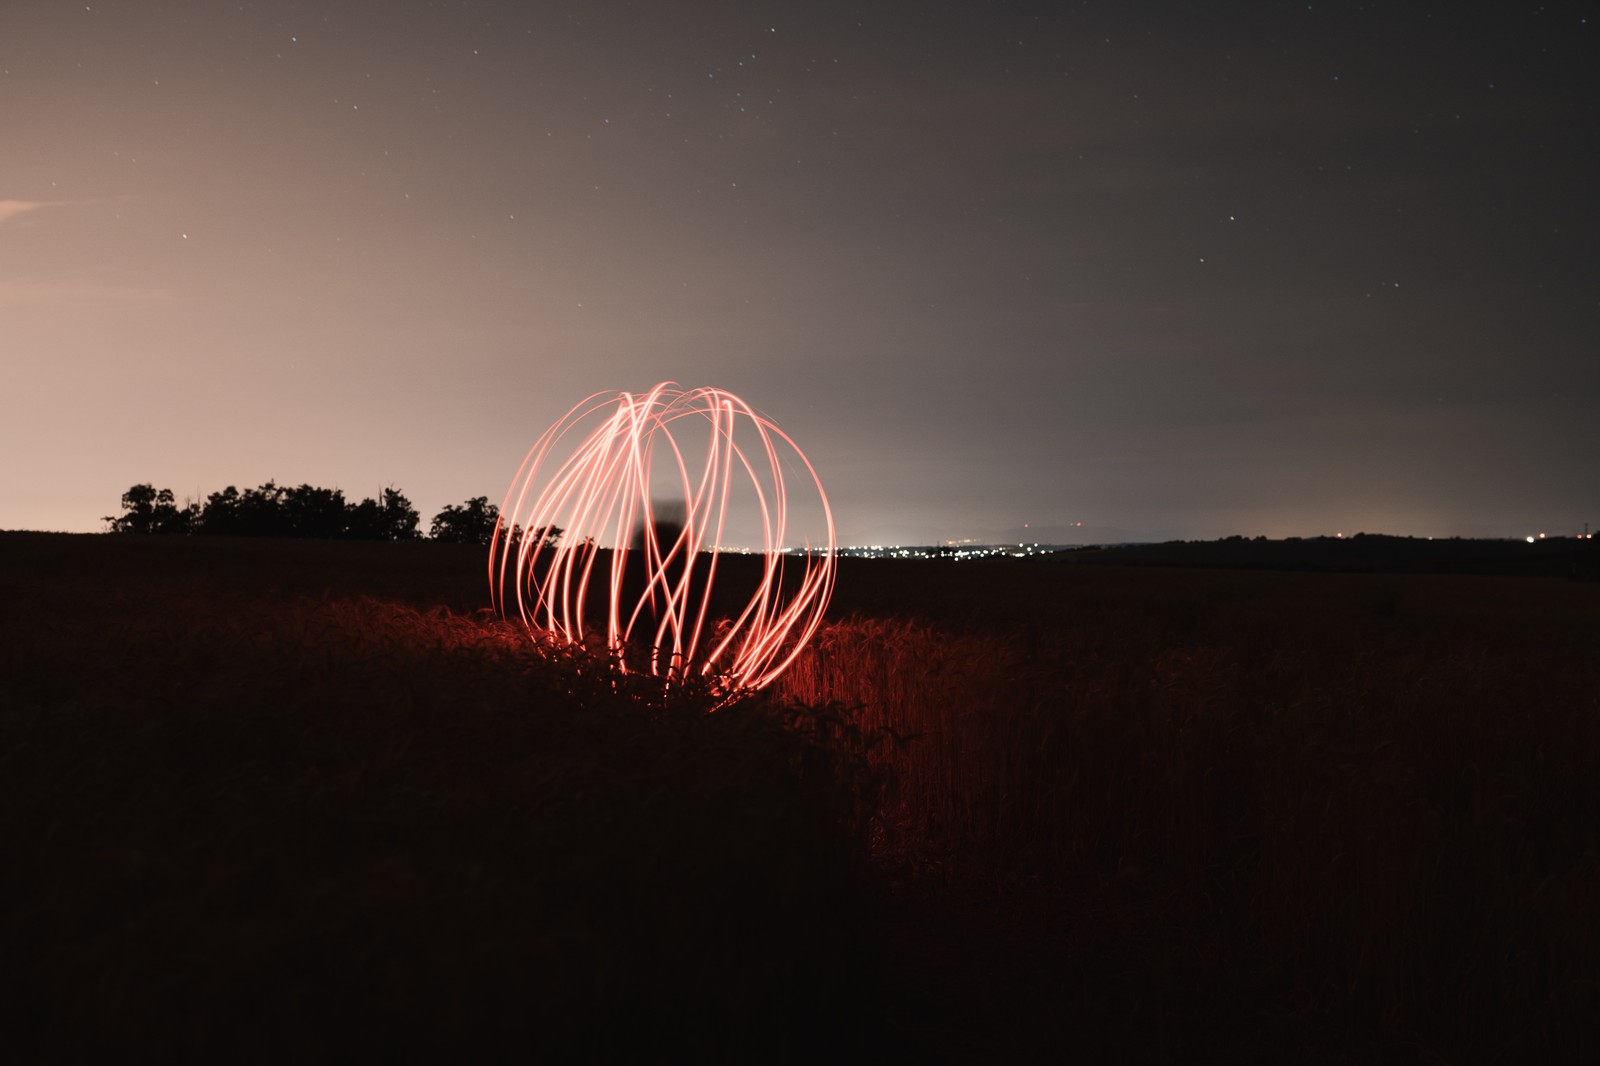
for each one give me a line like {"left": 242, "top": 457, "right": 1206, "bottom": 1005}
{"left": 491, "top": 383, "right": 836, "bottom": 692}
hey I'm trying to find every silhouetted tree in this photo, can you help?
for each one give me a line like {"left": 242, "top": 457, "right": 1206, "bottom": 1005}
{"left": 233, "top": 482, "right": 290, "bottom": 536}
{"left": 197, "top": 486, "right": 243, "bottom": 535}
{"left": 346, "top": 497, "right": 382, "bottom": 539}
{"left": 377, "top": 487, "right": 421, "bottom": 540}
{"left": 282, "top": 484, "right": 347, "bottom": 538}
{"left": 345, "top": 487, "right": 421, "bottom": 541}
{"left": 168, "top": 500, "right": 201, "bottom": 534}
{"left": 105, "top": 484, "right": 197, "bottom": 534}
{"left": 192, "top": 481, "right": 346, "bottom": 537}
{"left": 429, "top": 497, "right": 562, "bottom": 547}
{"left": 430, "top": 497, "right": 501, "bottom": 544}
{"left": 110, "top": 481, "right": 459, "bottom": 543}
{"left": 106, "top": 484, "right": 162, "bottom": 534}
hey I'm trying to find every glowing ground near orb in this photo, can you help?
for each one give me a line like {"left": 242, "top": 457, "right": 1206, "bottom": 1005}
{"left": 491, "top": 383, "right": 836, "bottom": 692}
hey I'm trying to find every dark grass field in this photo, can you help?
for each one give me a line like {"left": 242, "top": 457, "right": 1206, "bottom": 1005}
{"left": 3, "top": 532, "right": 1597, "bottom": 1062}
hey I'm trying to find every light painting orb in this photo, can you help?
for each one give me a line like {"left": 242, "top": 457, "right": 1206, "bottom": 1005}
{"left": 491, "top": 383, "right": 836, "bottom": 692}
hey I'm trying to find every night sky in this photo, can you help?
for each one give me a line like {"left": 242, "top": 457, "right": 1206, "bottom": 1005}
{"left": 4, "top": 1, "right": 1596, "bottom": 545}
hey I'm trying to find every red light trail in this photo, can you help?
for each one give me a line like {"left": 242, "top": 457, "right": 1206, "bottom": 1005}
{"left": 491, "top": 383, "right": 836, "bottom": 692}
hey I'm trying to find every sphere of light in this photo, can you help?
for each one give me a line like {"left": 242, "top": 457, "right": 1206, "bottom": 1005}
{"left": 491, "top": 383, "right": 836, "bottom": 692}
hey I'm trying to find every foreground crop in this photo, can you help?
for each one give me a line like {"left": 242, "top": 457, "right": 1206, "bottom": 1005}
{"left": 0, "top": 536, "right": 873, "bottom": 1062}
{"left": 3, "top": 534, "right": 1598, "bottom": 1061}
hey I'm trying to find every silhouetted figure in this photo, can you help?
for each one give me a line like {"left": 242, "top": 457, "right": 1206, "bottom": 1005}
{"left": 617, "top": 501, "right": 728, "bottom": 676}
{"left": 618, "top": 517, "right": 686, "bottom": 655}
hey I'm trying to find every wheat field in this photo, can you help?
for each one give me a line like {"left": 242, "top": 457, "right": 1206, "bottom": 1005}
{"left": 3, "top": 532, "right": 1597, "bottom": 1061}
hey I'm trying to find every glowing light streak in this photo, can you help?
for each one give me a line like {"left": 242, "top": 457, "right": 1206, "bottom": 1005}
{"left": 492, "top": 383, "right": 836, "bottom": 692}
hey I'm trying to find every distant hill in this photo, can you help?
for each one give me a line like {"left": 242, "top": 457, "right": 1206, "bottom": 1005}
{"left": 1050, "top": 534, "right": 1599, "bottom": 580}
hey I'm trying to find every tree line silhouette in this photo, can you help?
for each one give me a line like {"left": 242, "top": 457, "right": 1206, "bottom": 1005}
{"left": 104, "top": 483, "right": 547, "bottom": 545}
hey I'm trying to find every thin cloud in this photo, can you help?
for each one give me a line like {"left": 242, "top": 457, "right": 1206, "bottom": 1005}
{"left": 0, "top": 198, "right": 103, "bottom": 226}
{"left": 0, "top": 200, "right": 47, "bottom": 225}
